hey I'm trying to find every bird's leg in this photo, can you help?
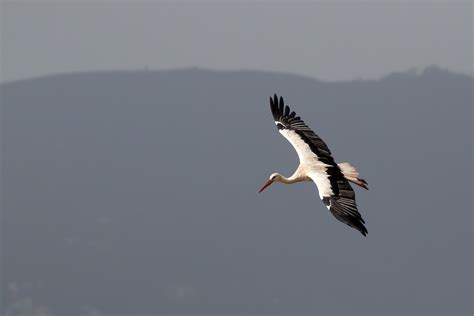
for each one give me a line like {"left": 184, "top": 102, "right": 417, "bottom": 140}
{"left": 348, "top": 178, "right": 369, "bottom": 190}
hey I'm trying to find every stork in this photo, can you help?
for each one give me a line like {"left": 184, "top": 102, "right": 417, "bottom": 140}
{"left": 259, "top": 94, "right": 369, "bottom": 236}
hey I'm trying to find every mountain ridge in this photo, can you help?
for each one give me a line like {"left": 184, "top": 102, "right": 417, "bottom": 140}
{"left": 1, "top": 65, "right": 472, "bottom": 315}
{"left": 1, "top": 64, "right": 471, "bottom": 87}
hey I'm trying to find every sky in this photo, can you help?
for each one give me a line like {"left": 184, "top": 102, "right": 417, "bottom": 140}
{"left": 1, "top": 0, "right": 472, "bottom": 82}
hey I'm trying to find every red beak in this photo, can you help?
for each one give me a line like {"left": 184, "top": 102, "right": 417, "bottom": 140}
{"left": 258, "top": 179, "right": 274, "bottom": 193}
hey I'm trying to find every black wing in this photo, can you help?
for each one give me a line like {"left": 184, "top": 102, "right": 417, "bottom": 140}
{"left": 270, "top": 94, "right": 342, "bottom": 194}
{"left": 270, "top": 94, "right": 333, "bottom": 157}
{"left": 323, "top": 181, "right": 368, "bottom": 236}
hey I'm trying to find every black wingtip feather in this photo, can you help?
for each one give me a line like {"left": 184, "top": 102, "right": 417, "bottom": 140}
{"left": 358, "top": 222, "right": 368, "bottom": 236}
{"left": 270, "top": 95, "right": 279, "bottom": 121}
{"left": 329, "top": 197, "right": 368, "bottom": 237}
{"left": 278, "top": 97, "right": 284, "bottom": 117}
{"left": 346, "top": 215, "right": 368, "bottom": 236}
{"left": 269, "top": 94, "right": 289, "bottom": 120}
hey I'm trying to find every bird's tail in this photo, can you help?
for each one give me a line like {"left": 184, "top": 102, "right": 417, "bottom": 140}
{"left": 338, "top": 162, "right": 368, "bottom": 190}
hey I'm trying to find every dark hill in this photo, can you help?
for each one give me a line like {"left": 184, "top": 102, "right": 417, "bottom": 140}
{"left": 1, "top": 67, "right": 472, "bottom": 315}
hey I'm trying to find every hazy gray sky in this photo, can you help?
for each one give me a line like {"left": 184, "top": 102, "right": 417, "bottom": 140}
{"left": 1, "top": 0, "right": 472, "bottom": 82}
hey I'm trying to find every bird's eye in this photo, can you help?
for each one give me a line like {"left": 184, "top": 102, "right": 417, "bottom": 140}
{"left": 271, "top": 176, "right": 276, "bottom": 180}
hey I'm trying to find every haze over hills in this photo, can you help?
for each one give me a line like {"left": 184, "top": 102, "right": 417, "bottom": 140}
{"left": 1, "top": 66, "right": 472, "bottom": 315}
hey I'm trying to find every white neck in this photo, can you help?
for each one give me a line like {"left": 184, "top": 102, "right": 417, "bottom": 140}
{"left": 278, "top": 174, "right": 302, "bottom": 184}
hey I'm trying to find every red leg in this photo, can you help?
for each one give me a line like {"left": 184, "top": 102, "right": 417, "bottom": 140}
{"left": 348, "top": 179, "right": 369, "bottom": 190}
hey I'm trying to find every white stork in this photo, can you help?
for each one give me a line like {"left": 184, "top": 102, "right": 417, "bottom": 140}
{"left": 259, "top": 94, "right": 369, "bottom": 236}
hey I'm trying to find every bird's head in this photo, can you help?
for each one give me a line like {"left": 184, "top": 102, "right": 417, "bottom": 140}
{"left": 258, "top": 173, "right": 280, "bottom": 193}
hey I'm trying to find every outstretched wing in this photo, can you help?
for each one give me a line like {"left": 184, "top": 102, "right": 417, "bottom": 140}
{"left": 316, "top": 175, "right": 368, "bottom": 236}
{"left": 269, "top": 94, "right": 340, "bottom": 197}
{"left": 269, "top": 94, "right": 367, "bottom": 236}
{"left": 270, "top": 94, "right": 333, "bottom": 163}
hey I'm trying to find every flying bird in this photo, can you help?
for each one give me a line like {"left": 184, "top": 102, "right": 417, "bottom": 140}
{"left": 259, "top": 94, "right": 369, "bottom": 236}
